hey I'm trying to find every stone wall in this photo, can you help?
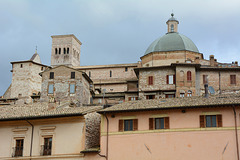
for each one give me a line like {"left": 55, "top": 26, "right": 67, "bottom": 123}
{"left": 41, "top": 66, "right": 91, "bottom": 105}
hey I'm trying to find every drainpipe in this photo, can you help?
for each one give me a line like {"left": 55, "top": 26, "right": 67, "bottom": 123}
{"left": 25, "top": 119, "right": 34, "bottom": 159}
{"left": 98, "top": 112, "right": 109, "bottom": 160}
{"left": 219, "top": 72, "right": 221, "bottom": 94}
{"left": 232, "top": 105, "right": 240, "bottom": 160}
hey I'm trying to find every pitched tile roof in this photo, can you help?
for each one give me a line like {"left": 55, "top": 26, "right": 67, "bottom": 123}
{"left": 0, "top": 102, "right": 102, "bottom": 121}
{"left": 98, "top": 94, "right": 240, "bottom": 113}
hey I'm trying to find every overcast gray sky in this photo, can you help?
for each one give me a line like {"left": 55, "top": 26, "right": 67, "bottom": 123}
{"left": 1, "top": 0, "right": 240, "bottom": 96}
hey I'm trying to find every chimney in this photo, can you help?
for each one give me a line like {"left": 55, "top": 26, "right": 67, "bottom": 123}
{"left": 235, "top": 61, "right": 238, "bottom": 66}
{"left": 210, "top": 55, "right": 214, "bottom": 66}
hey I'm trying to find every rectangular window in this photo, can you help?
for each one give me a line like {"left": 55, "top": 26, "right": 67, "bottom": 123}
{"left": 203, "top": 75, "right": 208, "bottom": 84}
{"left": 89, "top": 71, "right": 91, "bottom": 78}
{"left": 149, "top": 117, "right": 170, "bottom": 130}
{"left": 148, "top": 76, "right": 153, "bottom": 85}
{"left": 119, "top": 119, "right": 138, "bottom": 132}
{"left": 206, "top": 115, "right": 216, "bottom": 127}
{"left": 48, "top": 84, "right": 54, "bottom": 94}
{"left": 166, "top": 94, "right": 175, "bottom": 98}
{"left": 180, "top": 93, "right": 185, "bottom": 97}
{"left": 42, "top": 137, "right": 52, "bottom": 156}
{"left": 230, "top": 75, "right": 236, "bottom": 85}
{"left": 146, "top": 95, "right": 155, "bottom": 99}
{"left": 14, "top": 139, "right": 24, "bottom": 157}
{"left": 128, "top": 97, "right": 138, "bottom": 101}
{"left": 71, "top": 72, "right": 75, "bottom": 79}
{"left": 166, "top": 75, "right": 175, "bottom": 84}
{"left": 70, "top": 84, "right": 75, "bottom": 94}
{"left": 125, "top": 67, "right": 128, "bottom": 72}
{"left": 49, "top": 72, "right": 54, "bottom": 79}
{"left": 200, "top": 115, "right": 222, "bottom": 128}
{"left": 110, "top": 71, "right": 112, "bottom": 77}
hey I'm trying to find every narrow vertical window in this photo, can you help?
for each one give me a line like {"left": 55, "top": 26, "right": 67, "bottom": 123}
{"left": 230, "top": 75, "right": 236, "bottom": 85}
{"left": 148, "top": 76, "right": 153, "bottom": 85}
{"left": 42, "top": 137, "right": 52, "bottom": 156}
{"left": 89, "top": 71, "right": 91, "bottom": 78}
{"left": 171, "top": 24, "right": 174, "bottom": 32}
{"left": 14, "top": 139, "right": 24, "bottom": 157}
{"left": 20, "top": 64, "right": 23, "bottom": 68}
{"left": 71, "top": 72, "right": 75, "bottom": 79}
{"left": 55, "top": 48, "right": 58, "bottom": 55}
{"left": 41, "top": 67, "right": 44, "bottom": 71}
{"left": 187, "top": 71, "right": 192, "bottom": 81}
{"left": 49, "top": 72, "right": 54, "bottom": 79}
{"left": 70, "top": 84, "right": 75, "bottom": 94}
{"left": 48, "top": 84, "right": 54, "bottom": 94}
{"left": 67, "top": 48, "right": 69, "bottom": 54}
{"left": 110, "top": 70, "right": 112, "bottom": 77}
{"left": 125, "top": 67, "right": 128, "bottom": 72}
{"left": 59, "top": 48, "right": 61, "bottom": 54}
{"left": 64, "top": 48, "right": 66, "bottom": 54}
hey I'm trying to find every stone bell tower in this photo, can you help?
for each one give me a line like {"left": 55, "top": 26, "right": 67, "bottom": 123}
{"left": 51, "top": 34, "right": 82, "bottom": 67}
{"left": 166, "top": 13, "right": 179, "bottom": 33}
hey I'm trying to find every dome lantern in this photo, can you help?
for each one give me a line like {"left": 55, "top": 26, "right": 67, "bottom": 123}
{"left": 166, "top": 13, "right": 179, "bottom": 33}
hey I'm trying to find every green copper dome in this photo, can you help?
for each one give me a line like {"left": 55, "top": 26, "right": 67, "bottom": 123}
{"left": 145, "top": 32, "right": 199, "bottom": 55}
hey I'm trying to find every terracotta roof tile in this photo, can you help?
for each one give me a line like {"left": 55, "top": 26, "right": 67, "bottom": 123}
{"left": 98, "top": 94, "right": 240, "bottom": 113}
{"left": 0, "top": 102, "right": 102, "bottom": 120}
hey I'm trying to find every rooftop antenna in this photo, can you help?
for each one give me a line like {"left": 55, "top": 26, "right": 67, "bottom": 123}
{"left": 35, "top": 45, "right": 38, "bottom": 53}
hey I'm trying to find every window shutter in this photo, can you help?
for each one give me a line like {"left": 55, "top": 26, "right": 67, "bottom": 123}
{"left": 136, "top": 97, "right": 138, "bottom": 100}
{"left": 166, "top": 75, "right": 169, "bottom": 84}
{"left": 133, "top": 119, "right": 138, "bottom": 131}
{"left": 200, "top": 115, "right": 205, "bottom": 128}
{"left": 203, "top": 75, "right": 206, "bottom": 84}
{"left": 149, "top": 118, "right": 154, "bottom": 130}
{"left": 165, "top": 117, "right": 170, "bottom": 129}
{"left": 217, "top": 115, "right": 222, "bottom": 127}
{"left": 119, "top": 120, "right": 123, "bottom": 132}
{"left": 128, "top": 97, "right": 131, "bottom": 101}
{"left": 173, "top": 75, "right": 176, "bottom": 84}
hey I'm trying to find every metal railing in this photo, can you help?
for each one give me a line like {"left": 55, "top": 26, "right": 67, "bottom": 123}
{"left": 12, "top": 147, "right": 23, "bottom": 157}
{"left": 40, "top": 145, "right": 52, "bottom": 156}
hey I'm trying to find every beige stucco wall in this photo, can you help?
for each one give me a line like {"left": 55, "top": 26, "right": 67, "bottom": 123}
{"left": 100, "top": 107, "right": 240, "bottom": 160}
{"left": 0, "top": 116, "right": 85, "bottom": 160}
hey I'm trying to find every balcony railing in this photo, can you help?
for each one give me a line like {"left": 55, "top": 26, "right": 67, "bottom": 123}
{"left": 12, "top": 147, "right": 23, "bottom": 157}
{"left": 40, "top": 145, "right": 52, "bottom": 156}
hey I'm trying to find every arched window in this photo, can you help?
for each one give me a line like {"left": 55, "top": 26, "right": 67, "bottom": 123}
{"left": 67, "top": 48, "right": 69, "bottom": 54}
{"left": 64, "top": 48, "right": 66, "bottom": 54}
{"left": 171, "top": 24, "right": 174, "bottom": 32}
{"left": 187, "top": 90, "right": 192, "bottom": 97}
{"left": 187, "top": 71, "right": 192, "bottom": 81}
{"left": 59, "top": 48, "right": 61, "bottom": 54}
{"left": 55, "top": 48, "right": 58, "bottom": 54}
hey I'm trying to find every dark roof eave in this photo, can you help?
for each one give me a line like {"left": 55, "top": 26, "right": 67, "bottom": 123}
{"left": 11, "top": 60, "right": 49, "bottom": 67}
{"left": 97, "top": 103, "right": 240, "bottom": 114}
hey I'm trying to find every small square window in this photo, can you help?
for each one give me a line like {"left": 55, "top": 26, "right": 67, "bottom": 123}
{"left": 206, "top": 115, "right": 217, "bottom": 127}
{"left": 155, "top": 118, "right": 165, "bottom": 129}
{"left": 124, "top": 120, "right": 133, "bottom": 131}
{"left": 70, "top": 84, "right": 75, "bottom": 94}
